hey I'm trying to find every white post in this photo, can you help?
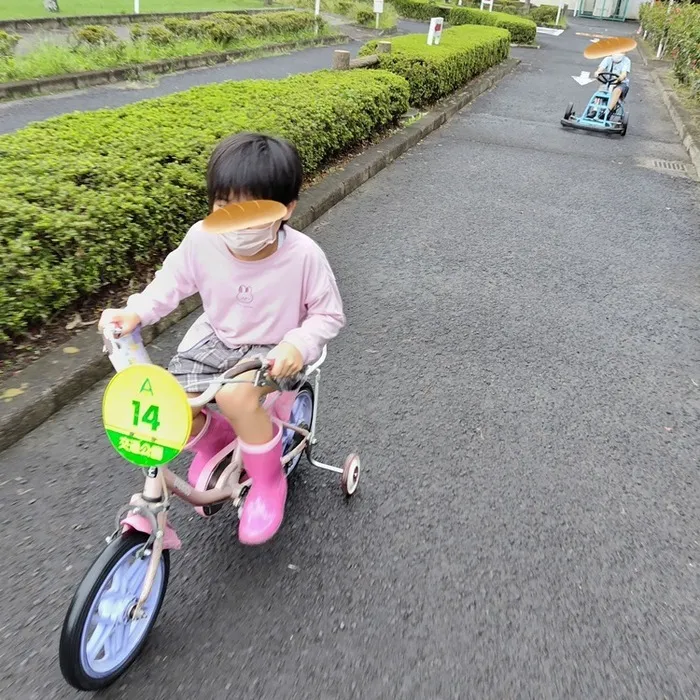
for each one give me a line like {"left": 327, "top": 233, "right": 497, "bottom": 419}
{"left": 555, "top": 0, "right": 563, "bottom": 25}
{"left": 134, "top": 0, "right": 140, "bottom": 13}
{"left": 656, "top": 0, "right": 673, "bottom": 57}
{"left": 373, "top": 0, "right": 384, "bottom": 29}
{"left": 314, "top": 0, "right": 321, "bottom": 17}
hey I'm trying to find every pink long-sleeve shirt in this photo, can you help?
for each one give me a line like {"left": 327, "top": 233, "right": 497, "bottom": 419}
{"left": 126, "top": 223, "right": 345, "bottom": 364}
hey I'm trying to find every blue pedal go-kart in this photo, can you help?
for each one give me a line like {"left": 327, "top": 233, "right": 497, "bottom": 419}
{"left": 561, "top": 71, "right": 628, "bottom": 137}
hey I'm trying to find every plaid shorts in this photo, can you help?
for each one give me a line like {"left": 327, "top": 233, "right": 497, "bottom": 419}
{"left": 168, "top": 333, "right": 302, "bottom": 395}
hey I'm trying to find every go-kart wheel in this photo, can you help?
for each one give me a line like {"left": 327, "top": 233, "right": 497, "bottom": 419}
{"left": 59, "top": 532, "right": 169, "bottom": 691}
{"left": 620, "top": 111, "right": 628, "bottom": 136}
{"left": 341, "top": 453, "right": 361, "bottom": 497}
{"left": 564, "top": 102, "right": 574, "bottom": 120}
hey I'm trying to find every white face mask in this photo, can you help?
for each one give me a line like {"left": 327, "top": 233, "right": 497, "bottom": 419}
{"left": 221, "top": 222, "right": 278, "bottom": 256}
{"left": 611, "top": 53, "right": 624, "bottom": 63}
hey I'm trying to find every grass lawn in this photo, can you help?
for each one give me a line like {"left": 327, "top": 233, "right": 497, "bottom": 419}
{"left": 1, "top": 0, "right": 269, "bottom": 20}
{"left": 0, "top": 28, "right": 330, "bottom": 81}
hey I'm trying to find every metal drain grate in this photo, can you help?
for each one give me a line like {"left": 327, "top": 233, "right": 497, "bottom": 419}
{"left": 639, "top": 158, "right": 696, "bottom": 180}
{"left": 653, "top": 159, "right": 688, "bottom": 172}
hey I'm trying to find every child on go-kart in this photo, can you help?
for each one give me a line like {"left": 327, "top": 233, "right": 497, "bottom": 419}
{"left": 98, "top": 133, "right": 346, "bottom": 546}
{"left": 592, "top": 52, "right": 631, "bottom": 116}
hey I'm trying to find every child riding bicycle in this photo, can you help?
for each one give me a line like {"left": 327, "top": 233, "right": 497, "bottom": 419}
{"left": 99, "top": 133, "right": 346, "bottom": 546}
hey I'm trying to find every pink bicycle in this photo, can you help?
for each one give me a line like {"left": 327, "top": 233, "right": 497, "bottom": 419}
{"left": 58, "top": 334, "right": 360, "bottom": 691}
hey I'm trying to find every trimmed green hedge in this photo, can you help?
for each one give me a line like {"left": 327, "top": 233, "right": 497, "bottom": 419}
{"left": 448, "top": 6, "right": 535, "bottom": 43}
{"left": 0, "top": 71, "right": 409, "bottom": 342}
{"left": 391, "top": 0, "right": 536, "bottom": 44}
{"left": 527, "top": 4, "right": 557, "bottom": 25}
{"left": 161, "top": 11, "right": 321, "bottom": 44}
{"left": 391, "top": 0, "right": 442, "bottom": 20}
{"left": 360, "top": 24, "right": 509, "bottom": 106}
{"left": 640, "top": 2, "right": 700, "bottom": 99}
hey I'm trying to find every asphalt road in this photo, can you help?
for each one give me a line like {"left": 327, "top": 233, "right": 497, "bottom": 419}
{"left": 1, "top": 18, "right": 699, "bottom": 700}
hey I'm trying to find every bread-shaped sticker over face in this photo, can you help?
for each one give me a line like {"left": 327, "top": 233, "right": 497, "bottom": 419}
{"left": 202, "top": 200, "right": 288, "bottom": 234}
{"left": 583, "top": 36, "right": 637, "bottom": 60}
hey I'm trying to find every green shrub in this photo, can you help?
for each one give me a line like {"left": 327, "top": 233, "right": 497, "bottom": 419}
{"left": 391, "top": 0, "right": 441, "bottom": 20}
{"left": 391, "top": 0, "right": 536, "bottom": 43}
{"left": 528, "top": 4, "right": 557, "bottom": 25}
{"left": 162, "top": 18, "right": 193, "bottom": 36}
{"left": 0, "top": 70, "right": 409, "bottom": 342}
{"left": 159, "top": 11, "right": 321, "bottom": 45}
{"left": 0, "top": 29, "right": 20, "bottom": 58}
{"left": 641, "top": 2, "right": 700, "bottom": 99}
{"left": 448, "top": 6, "right": 536, "bottom": 43}
{"left": 145, "top": 25, "right": 176, "bottom": 46}
{"left": 130, "top": 23, "right": 145, "bottom": 40}
{"left": 360, "top": 24, "right": 508, "bottom": 105}
{"left": 72, "top": 25, "right": 119, "bottom": 46}
{"left": 356, "top": 5, "right": 376, "bottom": 23}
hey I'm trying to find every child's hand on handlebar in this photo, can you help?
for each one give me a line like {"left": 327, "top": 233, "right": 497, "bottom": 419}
{"left": 267, "top": 342, "right": 303, "bottom": 379}
{"left": 98, "top": 309, "right": 141, "bottom": 337}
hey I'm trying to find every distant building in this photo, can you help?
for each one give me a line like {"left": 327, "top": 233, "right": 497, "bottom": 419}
{"left": 531, "top": 0, "right": 649, "bottom": 21}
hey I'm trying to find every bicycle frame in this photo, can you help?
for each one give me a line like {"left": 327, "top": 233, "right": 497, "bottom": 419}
{"left": 109, "top": 348, "right": 342, "bottom": 619}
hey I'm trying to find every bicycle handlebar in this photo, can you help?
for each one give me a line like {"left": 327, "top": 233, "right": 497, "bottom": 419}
{"left": 102, "top": 324, "right": 327, "bottom": 407}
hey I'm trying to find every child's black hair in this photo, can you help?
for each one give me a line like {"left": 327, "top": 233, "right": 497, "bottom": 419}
{"left": 206, "top": 133, "right": 303, "bottom": 211}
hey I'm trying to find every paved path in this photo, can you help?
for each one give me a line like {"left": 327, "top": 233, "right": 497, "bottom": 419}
{"left": 0, "top": 19, "right": 426, "bottom": 135}
{"left": 1, "top": 18, "right": 699, "bottom": 700}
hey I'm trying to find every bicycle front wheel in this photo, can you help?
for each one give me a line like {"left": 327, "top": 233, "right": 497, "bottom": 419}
{"left": 59, "top": 531, "right": 170, "bottom": 691}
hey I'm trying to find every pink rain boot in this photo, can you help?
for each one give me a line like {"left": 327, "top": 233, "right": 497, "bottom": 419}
{"left": 238, "top": 425, "right": 286, "bottom": 545}
{"left": 185, "top": 408, "right": 236, "bottom": 487}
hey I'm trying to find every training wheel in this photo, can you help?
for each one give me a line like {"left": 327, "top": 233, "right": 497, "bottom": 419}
{"left": 341, "top": 453, "right": 361, "bottom": 497}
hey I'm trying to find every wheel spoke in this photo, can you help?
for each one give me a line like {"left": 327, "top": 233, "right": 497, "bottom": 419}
{"left": 86, "top": 621, "right": 115, "bottom": 662}
{"left": 109, "top": 621, "right": 129, "bottom": 658}
{"left": 96, "top": 590, "right": 122, "bottom": 607}
{"left": 109, "top": 560, "right": 127, "bottom": 594}
{"left": 126, "top": 556, "right": 149, "bottom": 591}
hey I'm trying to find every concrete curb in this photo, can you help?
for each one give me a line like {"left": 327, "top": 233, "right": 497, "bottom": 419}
{"left": 637, "top": 39, "right": 700, "bottom": 181}
{"left": 0, "top": 56, "right": 520, "bottom": 453}
{"left": 0, "top": 35, "right": 349, "bottom": 101}
{"left": 655, "top": 74, "right": 700, "bottom": 181}
{"left": 0, "top": 7, "right": 296, "bottom": 32}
